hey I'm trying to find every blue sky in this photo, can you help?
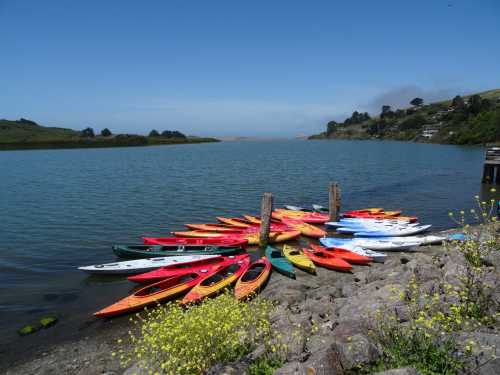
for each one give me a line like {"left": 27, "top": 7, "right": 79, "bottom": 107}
{"left": 1, "top": 0, "right": 499, "bottom": 137}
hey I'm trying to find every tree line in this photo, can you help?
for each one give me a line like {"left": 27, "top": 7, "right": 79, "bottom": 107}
{"left": 322, "top": 93, "right": 500, "bottom": 144}
{"left": 80, "top": 128, "right": 187, "bottom": 139}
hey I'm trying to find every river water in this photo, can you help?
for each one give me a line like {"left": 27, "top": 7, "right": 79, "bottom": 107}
{"left": 0, "top": 139, "right": 491, "bottom": 361}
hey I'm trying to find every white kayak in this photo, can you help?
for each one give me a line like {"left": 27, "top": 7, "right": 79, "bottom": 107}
{"left": 312, "top": 204, "right": 329, "bottom": 212}
{"left": 327, "top": 221, "right": 420, "bottom": 228}
{"left": 319, "top": 238, "right": 387, "bottom": 262}
{"left": 334, "top": 224, "right": 420, "bottom": 234}
{"left": 78, "top": 254, "right": 220, "bottom": 275}
{"left": 340, "top": 217, "right": 414, "bottom": 222}
{"left": 284, "top": 205, "right": 309, "bottom": 211}
{"left": 381, "top": 235, "right": 445, "bottom": 245}
{"left": 348, "top": 247, "right": 387, "bottom": 263}
{"left": 353, "top": 224, "right": 432, "bottom": 237}
{"left": 320, "top": 237, "right": 420, "bottom": 252}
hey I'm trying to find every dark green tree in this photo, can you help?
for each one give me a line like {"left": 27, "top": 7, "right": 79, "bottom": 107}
{"left": 451, "top": 95, "right": 465, "bottom": 110}
{"left": 81, "top": 127, "right": 95, "bottom": 138}
{"left": 398, "top": 114, "right": 427, "bottom": 130}
{"left": 381, "top": 105, "right": 391, "bottom": 114}
{"left": 326, "top": 121, "right": 338, "bottom": 135}
{"left": 161, "top": 130, "right": 186, "bottom": 139}
{"left": 480, "top": 98, "right": 492, "bottom": 112}
{"left": 467, "top": 95, "right": 483, "bottom": 115}
{"left": 381, "top": 105, "right": 394, "bottom": 119}
{"left": 395, "top": 109, "right": 406, "bottom": 118}
{"left": 149, "top": 129, "right": 160, "bottom": 137}
{"left": 100, "top": 128, "right": 112, "bottom": 137}
{"left": 410, "top": 97, "right": 424, "bottom": 106}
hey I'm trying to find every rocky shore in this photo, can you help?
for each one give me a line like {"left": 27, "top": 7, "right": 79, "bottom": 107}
{"left": 4, "top": 232, "right": 499, "bottom": 375}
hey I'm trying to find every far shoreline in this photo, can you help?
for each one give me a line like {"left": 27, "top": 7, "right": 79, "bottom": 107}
{"left": 0, "top": 137, "right": 220, "bottom": 152}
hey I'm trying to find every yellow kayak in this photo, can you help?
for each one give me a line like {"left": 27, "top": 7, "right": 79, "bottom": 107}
{"left": 380, "top": 211, "right": 401, "bottom": 217}
{"left": 244, "top": 231, "right": 301, "bottom": 245}
{"left": 283, "top": 245, "right": 316, "bottom": 274}
{"left": 360, "top": 208, "right": 384, "bottom": 213}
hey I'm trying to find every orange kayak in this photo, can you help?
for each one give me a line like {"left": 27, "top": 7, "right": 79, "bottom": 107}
{"left": 344, "top": 210, "right": 401, "bottom": 218}
{"left": 279, "top": 217, "right": 326, "bottom": 238}
{"left": 173, "top": 230, "right": 301, "bottom": 245}
{"left": 185, "top": 223, "right": 242, "bottom": 232}
{"left": 243, "top": 215, "right": 285, "bottom": 225}
{"left": 303, "top": 247, "right": 352, "bottom": 272}
{"left": 216, "top": 217, "right": 252, "bottom": 228}
{"left": 309, "top": 244, "right": 372, "bottom": 265}
{"left": 273, "top": 209, "right": 329, "bottom": 224}
{"left": 182, "top": 255, "right": 251, "bottom": 304}
{"left": 243, "top": 215, "right": 262, "bottom": 224}
{"left": 234, "top": 257, "right": 271, "bottom": 300}
{"left": 94, "top": 270, "right": 211, "bottom": 317}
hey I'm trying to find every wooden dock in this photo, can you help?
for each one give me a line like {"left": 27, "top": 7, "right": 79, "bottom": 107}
{"left": 482, "top": 147, "right": 500, "bottom": 183}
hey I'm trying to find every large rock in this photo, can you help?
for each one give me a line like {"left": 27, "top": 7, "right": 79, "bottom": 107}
{"left": 272, "top": 361, "right": 303, "bottom": 375}
{"left": 273, "top": 343, "right": 344, "bottom": 375}
{"left": 334, "top": 283, "right": 404, "bottom": 321}
{"left": 270, "top": 308, "right": 311, "bottom": 361}
{"left": 330, "top": 333, "right": 380, "bottom": 370}
{"left": 458, "top": 331, "right": 500, "bottom": 375}
{"left": 301, "top": 344, "right": 344, "bottom": 375}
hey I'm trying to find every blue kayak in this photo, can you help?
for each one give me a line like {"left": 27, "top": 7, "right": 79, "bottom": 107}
{"left": 265, "top": 246, "right": 295, "bottom": 279}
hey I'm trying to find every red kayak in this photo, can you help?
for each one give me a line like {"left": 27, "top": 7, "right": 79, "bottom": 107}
{"left": 303, "top": 247, "right": 352, "bottom": 272}
{"left": 309, "top": 244, "right": 372, "bottom": 265}
{"left": 342, "top": 210, "right": 417, "bottom": 222}
{"left": 142, "top": 237, "right": 248, "bottom": 248}
{"left": 272, "top": 209, "right": 329, "bottom": 224}
{"left": 185, "top": 222, "right": 291, "bottom": 233}
{"left": 128, "top": 255, "right": 230, "bottom": 284}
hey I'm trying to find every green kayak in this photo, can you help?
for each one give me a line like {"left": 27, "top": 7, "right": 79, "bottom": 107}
{"left": 265, "top": 246, "right": 295, "bottom": 279}
{"left": 113, "top": 244, "right": 242, "bottom": 259}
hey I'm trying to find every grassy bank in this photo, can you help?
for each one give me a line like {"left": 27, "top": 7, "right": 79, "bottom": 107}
{"left": 0, "top": 118, "right": 219, "bottom": 150}
{"left": 0, "top": 136, "right": 219, "bottom": 151}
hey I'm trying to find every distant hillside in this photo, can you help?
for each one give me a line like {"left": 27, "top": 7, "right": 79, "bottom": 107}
{"left": 309, "top": 88, "right": 500, "bottom": 145}
{"left": 0, "top": 118, "right": 79, "bottom": 143}
{"left": 0, "top": 119, "right": 219, "bottom": 150}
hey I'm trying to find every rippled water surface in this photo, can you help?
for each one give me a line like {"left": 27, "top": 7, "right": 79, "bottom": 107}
{"left": 0, "top": 140, "right": 488, "bottom": 357}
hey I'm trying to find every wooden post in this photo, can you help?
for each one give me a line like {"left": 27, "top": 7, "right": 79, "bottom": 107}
{"left": 483, "top": 165, "right": 494, "bottom": 184}
{"left": 482, "top": 165, "right": 491, "bottom": 183}
{"left": 329, "top": 182, "right": 341, "bottom": 221}
{"left": 259, "top": 193, "right": 273, "bottom": 247}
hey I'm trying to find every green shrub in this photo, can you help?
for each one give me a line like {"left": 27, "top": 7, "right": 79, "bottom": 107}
{"left": 115, "top": 293, "right": 281, "bottom": 375}
{"left": 366, "top": 194, "right": 499, "bottom": 374}
{"left": 248, "top": 357, "right": 284, "bottom": 375}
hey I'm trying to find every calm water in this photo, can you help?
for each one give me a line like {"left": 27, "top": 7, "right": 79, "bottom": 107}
{"left": 0, "top": 140, "right": 489, "bottom": 359}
